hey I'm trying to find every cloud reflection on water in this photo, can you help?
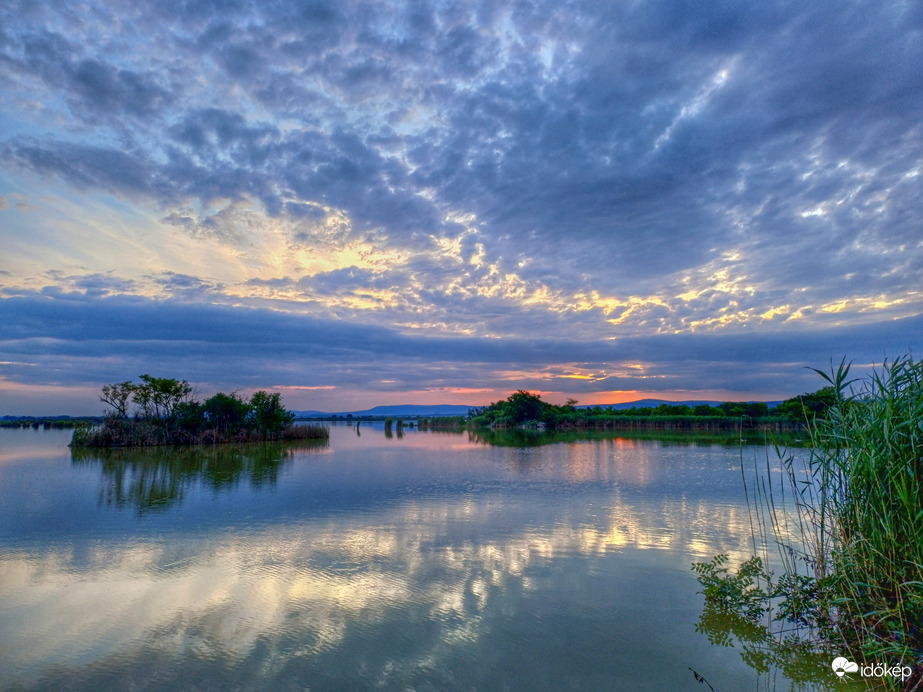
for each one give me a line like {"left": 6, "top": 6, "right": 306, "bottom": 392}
{"left": 0, "top": 428, "right": 781, "bottom": 690}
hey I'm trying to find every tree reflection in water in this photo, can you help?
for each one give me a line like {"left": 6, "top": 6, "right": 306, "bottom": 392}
{"left": 71, "top": 439, "right": 328, "bottom": 513}
{"left": 465, "top": 427, "right": 797, "bottom": 448}
{"left": 693, "top": 599, "right": 867, "bottom": 691}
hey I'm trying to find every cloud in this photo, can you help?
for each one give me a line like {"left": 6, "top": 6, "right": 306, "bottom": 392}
{"left": 1, "top": 292, "right": 919, "bottom": 411}
{"left": 1, "top": 0, "right": 921, "bottom": 410}
{"left": 8, "top": 143, "right": 153, "bottom": 195}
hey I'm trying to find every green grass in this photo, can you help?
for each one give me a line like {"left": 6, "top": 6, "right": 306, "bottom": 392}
{"left": 804, "top": 357, "right": 923, "bottom": 672}
{"left": 694, "top": 355, "right": 923, "bottom": 689}
{"left": 72, "top": 419, "right": 329, "bottom": 447}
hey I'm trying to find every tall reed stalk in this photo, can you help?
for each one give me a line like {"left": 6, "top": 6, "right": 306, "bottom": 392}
{"left": 694, "top": 355, "right": 923, "bottom": 689}
{"left": 798, "top": 357, "right": 923, "bottom": 672}
{"left": 763, "top": 356, "right": 923, "bottom": 686}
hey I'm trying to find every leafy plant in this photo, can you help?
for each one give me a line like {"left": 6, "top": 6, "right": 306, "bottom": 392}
{"left": 692, "top": 554, "right": 772, "bottom": 623}
{"left": 694, "top": 355, "right": 923, "bottom": 690}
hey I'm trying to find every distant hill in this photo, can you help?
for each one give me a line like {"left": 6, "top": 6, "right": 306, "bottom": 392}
{"left": 293, "top": 404, "right": 474, "bottom": 418}
{"left": 293, "top": 399, "right": 781, "bottom": 418}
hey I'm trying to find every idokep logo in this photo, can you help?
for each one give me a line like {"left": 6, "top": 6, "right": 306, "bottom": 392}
{"left": 831, "top": 657, "right": 858, "bottom": 677}
{"left": 832, "top": 656, "right": 913, "bottom": 682}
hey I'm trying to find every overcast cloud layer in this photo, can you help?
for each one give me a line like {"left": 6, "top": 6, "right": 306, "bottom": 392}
{"left": 1, "top": 0, "right": 921, "bottom": 414}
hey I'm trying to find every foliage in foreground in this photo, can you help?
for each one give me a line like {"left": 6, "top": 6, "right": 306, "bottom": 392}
{"left": 694, "top": 356, "right": 923, "bottom": 690}
{"left": 72, "top": 375, "right": 328, "bottom": 447}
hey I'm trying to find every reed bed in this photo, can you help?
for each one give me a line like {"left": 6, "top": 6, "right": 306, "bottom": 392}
{"left": 799, "top": 357, "right": 923, "bottom": 677}
{"left": 281, "top": 423, "right": 330, "bottom": 440}
{"left": 694, "top": 356, "right": 923, "bottom": 689}
{"left": 72, "top": 418, "right": 330, "bottom": 447}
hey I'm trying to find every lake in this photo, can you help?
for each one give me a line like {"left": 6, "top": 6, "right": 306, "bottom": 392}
{"left": 0, "top": 424, "right": 827, "bottom": 690}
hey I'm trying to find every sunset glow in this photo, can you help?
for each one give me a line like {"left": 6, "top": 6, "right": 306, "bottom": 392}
{"left": 1, "top": 1, "right": 920, "bottom": 414}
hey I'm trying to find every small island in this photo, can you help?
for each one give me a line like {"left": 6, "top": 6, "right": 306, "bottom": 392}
{"left": 72, "top": 375, "right": 327, "bottom": 447}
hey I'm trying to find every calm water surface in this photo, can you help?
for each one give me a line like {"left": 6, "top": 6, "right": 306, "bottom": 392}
{"left": 1, "top": 425, "right": 814, "bottom": 690}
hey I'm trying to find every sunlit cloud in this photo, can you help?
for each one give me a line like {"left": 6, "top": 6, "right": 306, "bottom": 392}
{"left": 0, "top": 0, "right": 921, "bottom": 412}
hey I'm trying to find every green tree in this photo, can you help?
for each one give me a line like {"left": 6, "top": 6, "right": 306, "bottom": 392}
{"left": 173, "top": 400, "right": 204, "bottom": 437}
{"left": 128, "top": 375, "right": 193, "bottom": 419}
{"left": 775, "top": 386, "right": 838, "bottom": 422}
{"left": 202, "top": 392, "right": 251, "bottom": 436}
{"left": 248, "top": 390, "right": 294, "bottom": 438}
{"left": 743, "top": 402, "right": 769, "bottom": 418}
{"left": 505, "top": 390, "right": 545, "bottom": 424}
{"left": 719, "top": 402, "right": 747, "bottom": 417}
{"left": 694, "top": 404, "right": 725, "bottom": 416}
{"left": 654, "top": 403, "right": 692, "bottom": 416}
{"left": 79, "top": 377, "right": 313, "bottom": 447}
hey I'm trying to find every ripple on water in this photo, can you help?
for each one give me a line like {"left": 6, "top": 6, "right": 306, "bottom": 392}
{"left": 0, "top": 428, "right": 810, "bottom": 691}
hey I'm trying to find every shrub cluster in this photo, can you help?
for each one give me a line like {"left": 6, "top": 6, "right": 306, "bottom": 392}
{"left": 72, "top": 375, "right": 325, "bottom": 447}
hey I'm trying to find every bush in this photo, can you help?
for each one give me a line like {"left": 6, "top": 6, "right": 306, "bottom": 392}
{"left": 73, "top": 377, "right": 326, "bottom": 447}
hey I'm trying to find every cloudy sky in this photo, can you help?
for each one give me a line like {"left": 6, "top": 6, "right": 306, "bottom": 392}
{"left": 1, "top": 0, "right": 921, "bottom": 415}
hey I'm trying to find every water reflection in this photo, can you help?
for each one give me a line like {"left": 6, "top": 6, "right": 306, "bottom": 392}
{"left": 466, "top": 427, "right": 796, "bottom": 448}
{"left": 0, "top": 427, "right": 806, "bottom": 690}
{"left": 71, "top": 439, "right": 328, "bottom": 513}
{"left": 2, "top": 494, "right": 760, "bottom": 690}
{"left": 694, "top": 602, "right": 865, "bottom": 691}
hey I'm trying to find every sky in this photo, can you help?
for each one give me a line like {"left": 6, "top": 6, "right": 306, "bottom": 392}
{"left": 1, "top": 0, "right": 921, "bottom": 415}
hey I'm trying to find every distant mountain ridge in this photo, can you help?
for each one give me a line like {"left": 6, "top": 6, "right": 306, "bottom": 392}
{"left": 293, "top": 399, "right": 781, "bottom": 418}
{"left": 292, "top": 404, "right": 474, "bottom": 418}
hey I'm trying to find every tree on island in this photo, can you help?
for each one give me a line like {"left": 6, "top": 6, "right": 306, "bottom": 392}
{"left": 74, "top": 375, "right": 323, "bottom": 447}
{"left": 101, "top": 375, "right": 192, "bottom": 420}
